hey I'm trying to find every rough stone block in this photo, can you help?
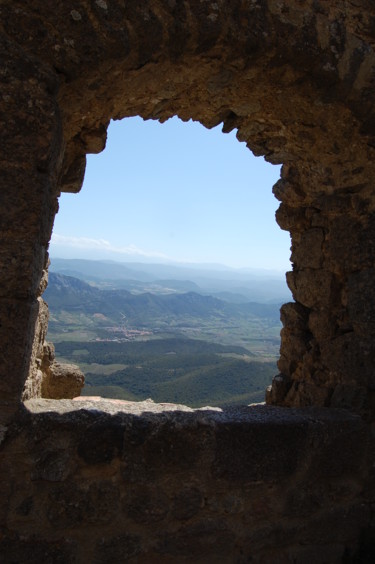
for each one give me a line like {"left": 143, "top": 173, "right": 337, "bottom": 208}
{"left": 286, "top": 269, "right": 333, "bottom": 308}
{"left": 155, "top": 519, "right": 235, "bottom": 559}
{"left": 48, "top": 481, "right": 120, "bottom": 528}
{"left": 0, "top": 298, "right": 39, "bottom": 403}
{"left": 280, "top": 302, "right": 309, "bottom": 331}
{"left": 291, "top": 227, "right": 324, "bottom": 269}
{"left": 212, "top": 419, "right": 308, "bottom": 482}
{"left": 172, "top": 487, "right": 204, "bottom": 521}
{"left": 41, "top": 362, "right": 84, "bottom": 400}
{"left": 95, "top": 534, "right": 141, "bottom": 563}
{"left": 77, "top": 418, "right": 125, "bottom": 465}
{"left": 320, "top": 333, "right": 371, "bottom": 386}
{"left": 0, "top": 536, "right": 76, "bottom": 564}
{"left": 2, "top": 400, "right": 368, "bottom": 562}
{"left": 326, "top": 215, "right": 375, "bottom": 272}
{"left": 348, "top": 269, "right": 375, "bottom": 336}
{"left": 266, "top": 373, "right": 292, "bottom": 404}
{"left": 125, "top": 487, "right": 170, "bottom": 524}
{"left": 285, "top": 381, "right": 332, "bottom": 407}
{"left": 331, "top": 384, "right": 368, "bottom": 410}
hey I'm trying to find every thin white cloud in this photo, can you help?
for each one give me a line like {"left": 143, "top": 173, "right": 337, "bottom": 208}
{"left": 51, "top": 233, "right": 170, "bottom": 260}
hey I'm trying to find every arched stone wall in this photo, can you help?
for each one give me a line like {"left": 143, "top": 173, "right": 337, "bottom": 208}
{"left": 1, "top": 0, "right": 375, "bottom": 419}
{"left": 1, "top": 2, "right": 375, "bottom": 561}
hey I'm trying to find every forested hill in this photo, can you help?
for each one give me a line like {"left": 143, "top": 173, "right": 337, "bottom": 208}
{"left": 45, "top": 273, "right": 281, "bottom": 405}
{"left": 45, "top": 272, "right": 281, "bottom": 325}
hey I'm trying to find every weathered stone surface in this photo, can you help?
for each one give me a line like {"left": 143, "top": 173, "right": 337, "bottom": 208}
{"left": 172, "top": 487, "right": 204, "bottom": 521}
{"left": 156, "top": 519, "right": 236, "bottom": 559}
{"left": 348, "top": 268, "right": 375, "bottom": 336}
{"left": 0, "top": 298, "right": 42, "bottom": 411}
{"left": 286, "top": 269, "right": 334, "bottom": 309}
{"left": 48, "top": 481, "right": 120, "bottom": 527}
{"left": 331, "top": 384, "right": 368, "bottom": 411}
{"left": 95, "top": 534, "right": 141, "bottom": 564}
{"left": 22, "top": 299, "right": 49, "bottom": 402}
{"left": 290, "top": 228, "right": 325, "bottom": 269}
{"left": 31, "top": 448, "right": 73, "bottom": 483}
{"left": 0, "top": 400, "right": 369, "bottom": 563}
{"left": 41, "top": 362, "right": 84, "bottom": 400}
{"left": 266, "top": 373, "right": 293, "bottom": 404}
{"left": 0, "top": 537, "right": 76, "bottom": 564}
{"left": 77, "top": 417, "right": 125, "bottom": 465}
{"left": 1, "top": 0, "right": 375, "bottom": 560}
{"left": 125, "top": 487, "right": 169, "bottom": 524}
{"left": 284, "top": 381, "right": 333, "bottom": 408}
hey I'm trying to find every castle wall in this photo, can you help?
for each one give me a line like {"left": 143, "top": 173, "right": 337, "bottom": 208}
{"left": 0, "top": 399, "right": 372, "bottom": 562}
{"left": 0, "top": 1, "right": 374, "bottom": 560}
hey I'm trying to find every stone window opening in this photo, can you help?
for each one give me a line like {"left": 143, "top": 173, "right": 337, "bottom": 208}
{"left": 17, "top": 82, "right": 375, "bottom": 418}
{"left": 1, "top": 3, "right": 374, "bottom": 560}
{"left": 0, "top": 0, "right": 372, "bottom": 421}
{"left": 32, "top": 115, "right": 291, "bottom": 408}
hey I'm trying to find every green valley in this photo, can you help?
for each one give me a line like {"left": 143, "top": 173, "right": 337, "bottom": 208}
{"left": 45, "top": 262, "right": 286, "bottom": 406}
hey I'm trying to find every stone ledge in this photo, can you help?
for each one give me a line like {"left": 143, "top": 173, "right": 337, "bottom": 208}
{"left": 20, "top": 399, "right": 367, "bottom": 482}
{"left": 23, "top": 396, "right": 365, "bottom": 424}
{"left": 0, "top": 400, "right": 369, "bottom": 562}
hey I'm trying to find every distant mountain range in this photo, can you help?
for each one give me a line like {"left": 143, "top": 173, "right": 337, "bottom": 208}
{"left": 44, "top": 266, "right": 283, "bottom": 406}
{"left": 49, "top": 258, "right": 291, "bottom": 304}
{"left": 45, "top": 272, "right": 281, "bottom": 326}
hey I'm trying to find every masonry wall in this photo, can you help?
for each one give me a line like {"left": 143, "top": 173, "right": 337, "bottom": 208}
{"left": 0, "top": 399, "right": 372, "bottom": 563}
{"left": 0, "top": 1, "right": 375, "bottom": 561}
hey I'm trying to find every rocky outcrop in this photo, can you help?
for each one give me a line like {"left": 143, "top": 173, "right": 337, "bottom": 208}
{"left": 41, "top": 361, "right": 84, "bottom": 400}
{"left": 22, "top": 315, "right": 84, "bottom": 401}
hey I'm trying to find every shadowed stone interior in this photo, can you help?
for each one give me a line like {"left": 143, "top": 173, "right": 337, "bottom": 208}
{"left": 0, "top": 0, "right": 374, "bottom": 561}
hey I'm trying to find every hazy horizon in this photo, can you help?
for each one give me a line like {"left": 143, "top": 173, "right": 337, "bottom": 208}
{"left": 51, "top": 116, "right": 291, "bottom": 271}
{"left": 49, "top": 254, "right": 289, "bottom": 277}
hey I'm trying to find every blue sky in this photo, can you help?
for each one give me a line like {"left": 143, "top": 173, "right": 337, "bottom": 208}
{"left": 51, "top": 116, "right": 291, "bottom": 271}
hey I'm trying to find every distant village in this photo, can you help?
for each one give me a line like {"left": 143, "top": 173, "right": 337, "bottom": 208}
{"left": 94, "top": 325, "right": 152, "bottom": 342}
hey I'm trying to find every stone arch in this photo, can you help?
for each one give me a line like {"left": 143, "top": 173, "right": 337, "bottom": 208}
{"left": 2, "top": 1, "right": 375, "bottom": 421}
{"left": 1, "top": 3, "right": 375, "bottom": 560}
